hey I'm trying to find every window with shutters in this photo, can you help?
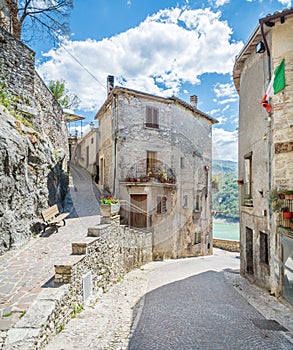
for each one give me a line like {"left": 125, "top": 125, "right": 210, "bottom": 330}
{"left": 145, "top": 106, "right": 159, "bottom": 128}
{"left": 157, "top": 196, "right": 167, "bottom": 214}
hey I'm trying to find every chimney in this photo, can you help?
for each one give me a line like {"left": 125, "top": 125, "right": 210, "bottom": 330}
{"left": 107, "top": 75, "right": 114, "bottom": 96}
{"left": 190, "top": 95, "right": 198, "bottom": 108}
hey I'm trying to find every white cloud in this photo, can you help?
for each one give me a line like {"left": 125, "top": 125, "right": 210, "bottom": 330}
{"left": 37, "top": 7, "right": 243, "bottom": 112}
{"left": 212, "top": 128, "right": 238, "bottom": 161}
{"left": 213, "top": 82, "right": 237, "bottom": 98}
{"left": 218, "top": 97, "right": 238, "bottom": 105}
{"left": 216, "top": 116, "right": 228, "bottom": 124}
{"left": 209, "top": 108, "right": 221, "bottom": 116}
{"left": 210, "top": 0, "right": 230, "bottom": 7}
{"left": 278, "top": 0, "right": 291, "bottom": 6}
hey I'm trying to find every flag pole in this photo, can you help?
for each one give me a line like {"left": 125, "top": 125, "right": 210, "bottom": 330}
{"left": 259, "top": 18, "right": 272, "bottom": 229}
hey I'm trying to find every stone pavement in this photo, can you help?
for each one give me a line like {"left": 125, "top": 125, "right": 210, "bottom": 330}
{"left": 45, "top": 249, "right": 293, "bottom": 350}
{"left": 0, "top": 164, "right": 101, "bottom": 341}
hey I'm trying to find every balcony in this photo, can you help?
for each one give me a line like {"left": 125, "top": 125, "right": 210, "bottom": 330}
{"left": 278, "top": 196, "right": 293, "bottom": 231}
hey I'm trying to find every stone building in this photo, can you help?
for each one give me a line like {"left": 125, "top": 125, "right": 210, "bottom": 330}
{"left": 95, "top": 79, "right": 217, "bottom": 259}
{"left": 74, "top": 125, "right": 99, "bottom": 179}
{"left": 233, "top": 9, "right": 293, "bottom": 305}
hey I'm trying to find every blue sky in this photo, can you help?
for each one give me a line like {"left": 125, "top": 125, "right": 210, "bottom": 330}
{"left": 33, "top": 0, "right": 292, "bottom": 161}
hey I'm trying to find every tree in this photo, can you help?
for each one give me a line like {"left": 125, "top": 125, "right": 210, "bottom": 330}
{"left": 49, "top": 79, "right": 80, "bottom": 109}
{"left": 1, "top": 0, "right": 73, "bottom": 42}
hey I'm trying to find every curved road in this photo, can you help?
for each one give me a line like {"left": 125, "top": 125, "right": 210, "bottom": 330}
{"left": 45, "top": 249, "right": 293, "bottom": 349}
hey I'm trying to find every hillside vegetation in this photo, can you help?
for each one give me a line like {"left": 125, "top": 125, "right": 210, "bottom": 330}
{"left": 212, "top": 160, "right": 239, "bottom": 222}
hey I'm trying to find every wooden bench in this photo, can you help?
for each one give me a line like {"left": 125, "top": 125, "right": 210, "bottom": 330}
{"left": 41, "top": 205, "right": 69, "bottom": 233}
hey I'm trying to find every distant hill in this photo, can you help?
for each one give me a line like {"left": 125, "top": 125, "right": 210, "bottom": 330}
{"left": 212, "top": 160, "right": 237, "bottom": 174}
{"left": 212, "top": 160, "right": 239, "bottom": 222}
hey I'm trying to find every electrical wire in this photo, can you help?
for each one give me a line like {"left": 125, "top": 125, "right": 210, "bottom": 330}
{"left": 58, "top": 41, "right": 107, "bottom": 91}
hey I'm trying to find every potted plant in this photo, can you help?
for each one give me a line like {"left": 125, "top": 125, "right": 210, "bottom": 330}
{"left": 284, "top": 190, "right": 293, "bottom": 200}
{"left": 159, "top": 169, "right": 168, "bottom": 183}
{"left": 283, "top": 208, "right": 293, "bottom": 220}
{"left": 99, "top": 196, "right": 120, "bottom": 217}
{"left": 270, "top": 190, "right": 284, "bottom": 213}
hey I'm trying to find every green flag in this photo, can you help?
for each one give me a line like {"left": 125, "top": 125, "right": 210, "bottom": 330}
{"left": 273, "top": 59, "right": 285, "bottom": 94}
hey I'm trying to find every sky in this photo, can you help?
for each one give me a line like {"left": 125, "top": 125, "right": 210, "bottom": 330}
{"left": 31, "top": 0, "right": 292, "bottom": 162}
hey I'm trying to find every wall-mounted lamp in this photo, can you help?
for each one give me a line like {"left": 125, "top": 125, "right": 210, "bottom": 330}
{"left": 256, "top": 41, "right": 266, "bottom": 54}
{"left": 89, "top": 121, "right": 95, "bottom": 129}
{"left": 265, "top": 21, "right": 275, "bottom": 27}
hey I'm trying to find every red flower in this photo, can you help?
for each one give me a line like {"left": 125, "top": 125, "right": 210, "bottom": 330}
{"left": 107, "top": 196, "right": 112, "bottom": 199}
{"left": 101, "top": 196, "right": 105, "bottom": 199}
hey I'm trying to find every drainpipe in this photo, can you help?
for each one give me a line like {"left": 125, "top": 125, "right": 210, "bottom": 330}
{"left": 113, "top": 94, "right": 118, "bottom": 197}
{"left": 259, "top": 19, "right": 272, "bottom": 230}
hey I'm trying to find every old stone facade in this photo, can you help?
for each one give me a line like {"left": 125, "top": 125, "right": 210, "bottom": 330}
{"left": 0, "top": 26, "right": 69, "bottom": 254}
{"left": 95, "top": 84, "right": 217, "bottom": 260}
{"left": 73, "top": 126, "right": 99, "bottom": 178}
{"left": 233, "top": 9, "right": 293, "bottom": 305}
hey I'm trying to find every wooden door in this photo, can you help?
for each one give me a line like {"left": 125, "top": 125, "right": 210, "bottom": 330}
{"left": 130, "top": 194, "right": 147, "bottom": 229}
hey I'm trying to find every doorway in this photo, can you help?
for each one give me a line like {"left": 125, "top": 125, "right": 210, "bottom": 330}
{"left": 130, "top": 194, "right": 147, "bottom": 229}
{"left": 246, "top": 227, "right": 253, "bottom": 274}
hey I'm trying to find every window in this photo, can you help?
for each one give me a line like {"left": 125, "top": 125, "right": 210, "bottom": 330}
{"left": 91, "top": 137, "right": 94, "bottom": 144}
{"left": 194, "top": 232, "right": 201, "bottom": 244}
{"left": 260, "top": 232, "right": 269, "bottom": 266}
{"left": 195, "top": 194, "right": 200, "bottom": 211}
{"left": 157, "top": 196, "right": 167, "bottom": 214}
{"left": 183, "top": 194, "right": 188, "bottom": 208}
{"left": 180, "top": 157, "right": 185, "bottom": 169}
{"left": 147, "top": 151, "right": 157, "bottom": 175}
{"left": 243, "top": 152, "right": 253, "bottom": 206}
{"left": 146, "top": 106, "right": 159, "bottom": 128}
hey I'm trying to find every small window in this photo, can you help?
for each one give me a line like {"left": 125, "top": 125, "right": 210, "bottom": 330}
{"left": 157, "top": 196, "right": 167, "bottom": 214}
{"left": 147, "top": 151, "right": 157, "bottom": 175}
{"left": 183, "top": 194, "right": 188, "bottom": 208}
{"left": 91, "top": 137, "right": 94, "bottom": 144}
{"left": 260, "top": 232, "right": 269, "bottom": 266}
{"left": 195, "top": 194, "right": 200, "bottom": 211}
{"left": 194, "top": 232, "right": 201, "bottom": 244}
{"left": 243, "top": 152, "right": 253, "bottom": 206}
{"left": 180, "top": 157, "right": 185, "bottom": 169}
{"left": 146, "top": 106, "right": 159, "bottom": 128}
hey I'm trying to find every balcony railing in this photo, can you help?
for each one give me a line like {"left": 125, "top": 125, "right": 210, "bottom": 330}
{"left": 278, "top": 197, "right": 293, "bottom": 230}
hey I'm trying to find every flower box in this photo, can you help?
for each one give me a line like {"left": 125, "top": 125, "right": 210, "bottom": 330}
{"left": 100, "top": 203, "right": 120, "bottom": 217}
{"left": 283, "top": 211, "right": 293, "bottom": 220}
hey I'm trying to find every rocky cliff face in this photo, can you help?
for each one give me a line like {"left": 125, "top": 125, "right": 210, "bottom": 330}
{"left": 0, "top": 27, "right": 69, "bottom": 254}
{"left": 0, "top": 106, "right": 68, "bottom": 254}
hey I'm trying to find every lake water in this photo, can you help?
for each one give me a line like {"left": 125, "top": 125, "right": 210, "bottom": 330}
{"left": 213, "top": 221, "right": 239, "bottom": 241}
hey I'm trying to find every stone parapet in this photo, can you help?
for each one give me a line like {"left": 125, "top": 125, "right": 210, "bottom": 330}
{"left": 213, "top": 238, "right": 240, "bottom": 252}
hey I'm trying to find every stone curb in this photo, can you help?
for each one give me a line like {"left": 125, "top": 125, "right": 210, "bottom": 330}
{"left": 4, "top": 285, "right": 69, "bottom": 349}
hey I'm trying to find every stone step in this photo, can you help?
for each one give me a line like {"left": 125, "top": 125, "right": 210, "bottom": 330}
{"left": 72, "top": 236, "right": 99, "bottom": 255}
{"left": 87, "top": 224, "right": 111, "bottom": 237}
{"left": 54, "top": 255, "right": 85, "bottom": 283}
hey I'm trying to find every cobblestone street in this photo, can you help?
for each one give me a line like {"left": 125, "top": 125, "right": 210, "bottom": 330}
{"left": 46, "top": 249, "right": 293, "bottom": 350}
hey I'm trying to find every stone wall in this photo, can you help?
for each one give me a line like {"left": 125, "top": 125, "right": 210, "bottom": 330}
{"left": 0, "top": 27, "right": 68, "bottom": 254}
{"left": 4, "top": 216, "right": 153, "bottom": 349}
{"left": 213, "top": 238, "right": 240, "bottom": 252}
